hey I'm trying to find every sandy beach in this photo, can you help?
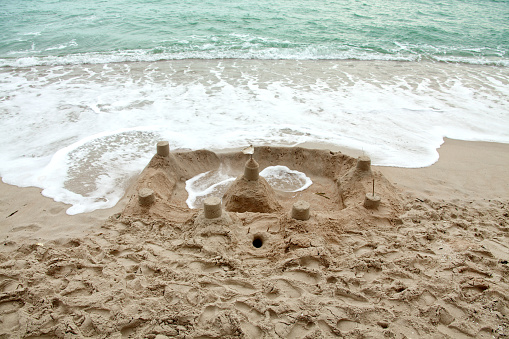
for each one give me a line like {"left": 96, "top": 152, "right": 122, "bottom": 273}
{"left": 0, "top": 138, "right": 508, "bottom": 338}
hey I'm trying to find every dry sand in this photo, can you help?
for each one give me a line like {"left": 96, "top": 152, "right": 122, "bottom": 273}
{"left": 0, "top": 139, "right": 508, "bottom": 338}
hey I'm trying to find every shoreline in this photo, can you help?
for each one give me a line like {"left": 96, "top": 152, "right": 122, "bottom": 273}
{"left": 376, "top": 138, "right": 509, "bottom": 200}
{"left": 3, "top": 54, "right": 509, "bottom": 69}
{"left": 1, "top": 138, "right": 508, "bottom": 242}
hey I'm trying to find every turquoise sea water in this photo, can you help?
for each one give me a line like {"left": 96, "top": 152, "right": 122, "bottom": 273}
{"left": 1, "top": 0, "right": 508, "bottom": 214}
{"left": 1, "top": 0, "right": 508, "bottom": 65}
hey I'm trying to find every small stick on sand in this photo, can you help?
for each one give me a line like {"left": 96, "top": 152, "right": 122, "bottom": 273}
{"left": 315, "top": 192, "right": 330, "bottom": 200}
{"left": 364, "top": 178, "right": 381, "bottom": 209}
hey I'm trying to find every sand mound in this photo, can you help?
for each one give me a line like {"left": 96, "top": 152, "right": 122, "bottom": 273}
{"left": 1, "top": 145, "right": 508, "bottom": 338}
{"left": 223, "top": 175, "right": 282, "bottom": 213}
{"left": 222, "top": 158, "right": 282, "bottom": 213}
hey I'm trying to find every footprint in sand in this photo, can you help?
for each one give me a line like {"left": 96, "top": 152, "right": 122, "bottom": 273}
{"left": 285, "top": 321, "right": 320, "bottom": 339}
{"left": 139, "top": 262, "right": 158, "bottom": 276}
{"left": 60, "top": 279, "right": 93, "bottom": 297}
{"left": 0, "top": 278, "right": 22, "bottom": 293}
{"left": 282, "top": 269, "right": 320, "bottom": 284}
{"left": 65, "top": 238, "right": 83, "bottom": 248}
{"left": 143, "top": 242, "right": 180, "bottom": 260}
{"left": 354, "top": 244, "right": 376, "bottom": 256}
{"left": 0, "top": 300, "right": 22, "bottom": 334}
{"left": 234, "top": 301, "right": 264, "bottom": 322}
{"left": 438, "top": 324, "right": 472, "bottom": 339}
{"left": 176, "top": 245, "right": 203, "bottom": 255}
{"left": 440, "top": 303, "right": 466, "bottom": 323}
{"left": 337, "top": 319, "right": 361, "bottom": 332}
{"left": 112, "top": 251, "right": 139, "bottom": 271}
{"left": 185, "top": 287, "right": 204, "bottom": 306}
{"left": 239, "top": 321, "right": 263, "bottom": 338}
{"left": 46, "top": 261, "right": 76, "bottom": 278}
{"left": 362, "top": 267, "right": 382, "bottom": 282}
{"left": 198, "top": 305, "right": 221, "bottom": 325}
{"left": 298, "top": 256, "right": 322, "bottom": 269}
{"left": 49, "top": 206, "right": 65, "bottom": 215}
{"left": 223, "top": 280, "right": 257, "bottom": 295}
{"left": 417, "top": 290, "right": 436, "bottom": 307}
{"left": 10, "top": 224, "right": 41, "bottom": 233}
{"left": 164, "top": 283, "right": 195, "bottom": 303}
{"left": 334, "top": 287, "right": 369, "bottom": 307}
{"left": 199, "top": 281, "right": 227, "bottom": 294}
{"left": 481, "top": 239, "right": 509, "bottom": 261}
{"left": 188, "top": 260, "right": 224, "bottom": 274}
{"left": 266, "top": 279, "right": 302, "bottom": 299}
{"left": 234, "top": 301, "right": 264, "bottom": 338}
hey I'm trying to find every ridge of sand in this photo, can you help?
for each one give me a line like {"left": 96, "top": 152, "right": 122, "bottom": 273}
{"left": 0, "top": 140, "right": 508, "bottom": 338}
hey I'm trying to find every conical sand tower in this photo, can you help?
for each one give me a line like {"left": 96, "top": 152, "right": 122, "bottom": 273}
{"left": 222, "top": 147, "right": 282, "bottom": 213}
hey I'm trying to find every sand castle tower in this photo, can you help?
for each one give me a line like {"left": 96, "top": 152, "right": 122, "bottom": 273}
{"left": 222, "top": 146, "right": 282, "bottom": 213}
{"left": 339, "top": 155, "right": 382, "bottom": 207}
{"left": 291, "top": 200, "right": 311, "bottom": 221}
{"left": 194, "top": 196, "right": 233, "bottom": 226}
{"left": 363, "top": 179, "right": 381, "bottom": 209}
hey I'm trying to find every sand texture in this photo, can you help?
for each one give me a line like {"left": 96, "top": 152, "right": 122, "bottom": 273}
{"left": 0, "top": 142, "right": 508, "bottom": 338}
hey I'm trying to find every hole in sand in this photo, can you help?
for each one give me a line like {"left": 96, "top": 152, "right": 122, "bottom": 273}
{"left": 252, "top": 236, "right": 263, "bottom": 248}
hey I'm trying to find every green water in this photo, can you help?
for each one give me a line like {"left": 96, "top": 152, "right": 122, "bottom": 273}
{"left": 1, "top": 0, "right": 508, "bottom": 65}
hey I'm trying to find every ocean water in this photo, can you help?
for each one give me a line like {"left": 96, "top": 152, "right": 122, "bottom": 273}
{"left": 0, "top": 0, "right": 508, "bottom": 214}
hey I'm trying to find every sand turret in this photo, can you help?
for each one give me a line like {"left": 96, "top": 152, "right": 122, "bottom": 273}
{"left": 203, "top": 196, "right": 223, "bottom": 219}
{"left": 194, "top": 196, "right": 233, "bottom": 226}
{"left": 138, "top": 188, "right": 155, "bottom": 206}
{"left": 363, "top": 193, "right": 381, "bottom": 209}
{"left": 356, "top": 155, "right": 371, "bottom": 172}
{"left": 291, "top": 200, "right": 310, "bottom": 220}
{"left": 244, "top": 158, "right": 260, "bottom": 181}
{"left": 156, "top": 141, "right": 170, "bottom": 157}
{"left": 363, "top": 179, "right": 381, "bottom": 209}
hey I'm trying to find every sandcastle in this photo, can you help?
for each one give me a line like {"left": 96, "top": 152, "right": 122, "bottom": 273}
{"left": 122, "top": 142, "right": 400, "bottom": 247}
{"left": 122, "top": 141, "right": 396, "bottom": 219}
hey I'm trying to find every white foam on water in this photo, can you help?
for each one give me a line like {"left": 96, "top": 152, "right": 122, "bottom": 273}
{"left": 185, "top": 165, "right": 313, "bottom": 209}
{"left": 1, "top": 44, "right": 508, "bottom": 68}
{"left": 259, "top": 166, "right": 312, "bottom": 193}
{"left": 1, "top": 59, "right": 508, "bottom": 214}
{"left": 185, "top": 165, "right": 237, "bottom": 209}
